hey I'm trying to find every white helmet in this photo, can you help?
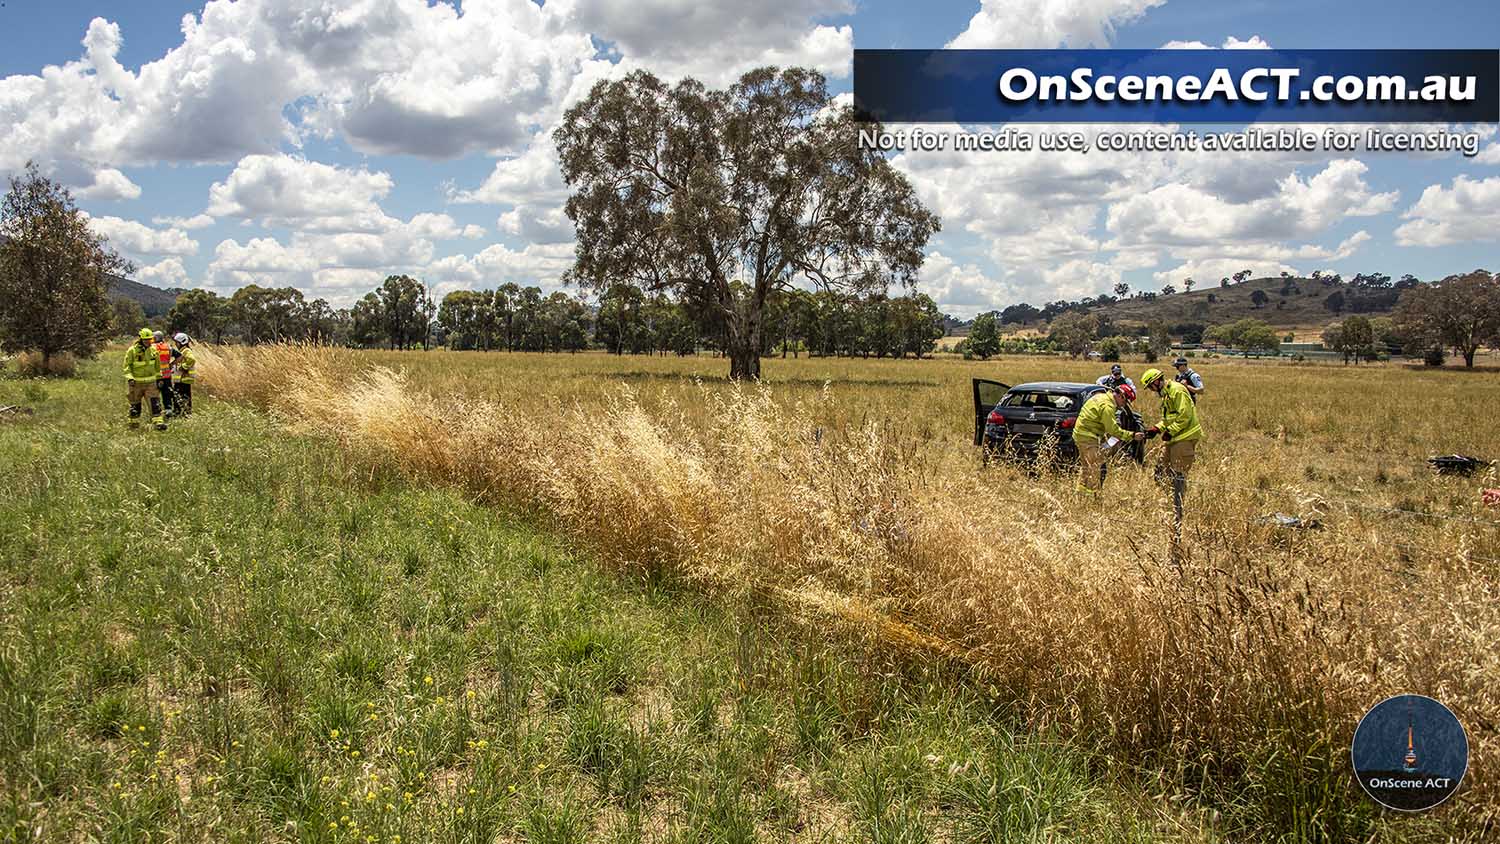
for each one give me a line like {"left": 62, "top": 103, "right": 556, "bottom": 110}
{"left": 173, "top": 332, "right": 190, "bottom": 345}
{"left": 153, "top": 330, "right": 164, "bottom": 341}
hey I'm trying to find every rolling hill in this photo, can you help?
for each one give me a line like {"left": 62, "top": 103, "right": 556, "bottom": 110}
{"left": 943, "top": 275, "right": 1409, "bottom": 340}
{"left": 1086, "top": 276, "right": 1401, "bottom": 330}
{"left": 108, "top": 274, "right": 185, "bottom": 318}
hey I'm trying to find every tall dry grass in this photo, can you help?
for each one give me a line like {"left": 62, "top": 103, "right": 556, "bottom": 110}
{"left": 199, "top": 345, "right": 1499, "bottom": 838}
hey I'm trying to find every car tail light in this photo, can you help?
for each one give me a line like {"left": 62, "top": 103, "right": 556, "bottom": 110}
{"left": 1059, "top": 418, "right": 1075, "bottom": 428}
{"left": 986, "top": 409, "right": 1005, "bottom": 425}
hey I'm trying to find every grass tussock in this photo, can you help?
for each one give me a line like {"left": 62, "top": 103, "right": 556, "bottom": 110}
{"left": 200, "top": 344, "right": 1500, "bottom": 838}
{"left": 10, "top": 350, "right": 78, "bottom": 378}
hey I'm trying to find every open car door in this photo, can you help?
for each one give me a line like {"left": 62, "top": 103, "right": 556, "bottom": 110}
{"left": 971, "top": 378, "right": 1010, "bottom": 446}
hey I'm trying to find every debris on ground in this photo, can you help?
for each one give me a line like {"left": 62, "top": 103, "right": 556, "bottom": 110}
{"left": 0, "top": 405, "right": 35, "bottom": 417}
{"left": 1484, "top": 489, "right": 1500, "bottom": 508}
{"left": 1260, "top": 512, "right": 1323, "bottom": 530}
{"left": 1427, "top": 455, "right": 1492, "bottom": 476}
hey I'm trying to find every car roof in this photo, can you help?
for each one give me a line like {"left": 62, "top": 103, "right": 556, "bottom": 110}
{"left": 1008, "top": 382, "right": 1101, "bottom": 393}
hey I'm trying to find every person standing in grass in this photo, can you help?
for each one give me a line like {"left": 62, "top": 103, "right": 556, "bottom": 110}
{"left": 1095, "top": 364, "right": 1134, "bottom": 389}
{"left": 1141, "top": 367, "right": 1203, "bottom": 524}
{"left": 1072, "top": 384, "right": 1144, "bottom": 495}
{"left": 152, "top": 330, "right": 176, "bottom": 416}
{"left": 172, "top": 333, "right": 196, "bottom": 417}
{"left": 1172, "top": 356, "right": 1204, "bottom": 402}
{"left": 124, "top": 328, "right": 166, "bottom": 430}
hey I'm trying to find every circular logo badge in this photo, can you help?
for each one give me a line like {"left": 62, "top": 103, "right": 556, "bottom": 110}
{"left": 1352, "top": 694, "right": 1468, "bottom": 812}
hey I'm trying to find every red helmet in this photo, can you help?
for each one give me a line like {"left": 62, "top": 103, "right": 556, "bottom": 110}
{"left": 1114, "top": 384, "right": 1136, "bottom": 402}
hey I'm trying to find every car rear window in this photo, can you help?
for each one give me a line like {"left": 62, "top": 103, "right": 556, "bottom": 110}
{"left": 1000, "top": 391, "right": 1079, "bottom": 411}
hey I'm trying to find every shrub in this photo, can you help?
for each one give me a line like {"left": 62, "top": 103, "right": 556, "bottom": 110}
{"left": 13, "top": 351, "right": 77, "bottom": 378}
{"left": 1423, "top": 345, "right": 1446, "bottom": 367}
{"left": 1095, "top": 336, "right": 1131, "bottom": 362}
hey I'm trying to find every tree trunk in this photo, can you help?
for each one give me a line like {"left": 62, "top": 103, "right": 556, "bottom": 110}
{"left": 727, "top": 313, "right": 761, "bottom": 380}
{"left": 1464, "top": 347, "right": 1476, "bottom": 367}
{"left": 729, "top": 342, "right": 760, "bottom": 380}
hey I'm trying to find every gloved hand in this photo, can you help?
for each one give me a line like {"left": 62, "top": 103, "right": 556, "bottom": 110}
{"left": 1145, "top": 425, "right": 1160, "bottom": 436}
{"left": 1161, "top": 430, "right": 1173, "bottom": 443}
{"left": 127, "top": 378, "right": 135, "bottom": 386}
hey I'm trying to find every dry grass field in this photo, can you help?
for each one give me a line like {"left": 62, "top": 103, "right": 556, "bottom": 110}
{"left": 194, "top": 346, "right": 1500, "bottom": 840}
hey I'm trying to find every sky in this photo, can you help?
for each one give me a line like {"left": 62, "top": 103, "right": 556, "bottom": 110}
{"left": 1, "top": 0, "right": 1497, "bottom": 317}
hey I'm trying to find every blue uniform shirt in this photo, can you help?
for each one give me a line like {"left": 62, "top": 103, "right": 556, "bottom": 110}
{"left": 1175, "top": 367, "right": 1203, "bottom": 401}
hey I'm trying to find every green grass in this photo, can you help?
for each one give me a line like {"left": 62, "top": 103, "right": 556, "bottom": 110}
{"left": 0, "top": 360, "right": 1228, "bottom": 842}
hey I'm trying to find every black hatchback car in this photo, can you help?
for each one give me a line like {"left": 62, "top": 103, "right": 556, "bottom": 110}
{"left": 972, "top": 379, "right": 1145, "bottom": 464}
{"left": 973, "top": 380, "right": 1101, "bottom": 462}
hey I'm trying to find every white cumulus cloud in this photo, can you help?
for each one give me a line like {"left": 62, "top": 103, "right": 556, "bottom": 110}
{"left": 557, "top": 0, "right": 853, "bottom": 85}
{"left": 151, "top": 214, "right": 216, "bottom": 230}
{"left": 1161, "top": 35, "right": 1271, "bottom": 49}
{"left": 86, "top": 215, "right": 198, "bottom": 257}
{"left": 206, "top": 154, "right": 394, "bottom": 232}
{"left": 1395, "top": 175, "right": 1500, "bottom": 246}
{"left": 135, "top": 257, "right": 190, "bottom": 287}
{"left": 1106, "top": 159, "right": 1395, "bottom": 248}
{"left": 948, "top": 0, "right": 1166, "bottom": 49}
{"left": 76, "top": 168, "right": 142, "bottom": 201}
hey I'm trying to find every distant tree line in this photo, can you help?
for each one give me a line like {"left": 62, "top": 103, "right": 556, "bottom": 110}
{"left": 436, "top": 285, "right": 590, "bottom": 353}
{"left": 166, "top": 276, "right": 438, "bottom": 351}
{"left": 156, "top": 277, "right": 947, "bottom": 360}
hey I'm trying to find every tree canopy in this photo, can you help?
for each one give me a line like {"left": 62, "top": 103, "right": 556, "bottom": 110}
{"left": 0, "top": 163, "right": 131, "bottom": 368}
{"left": 1205, "top": 318, "right": 1280, "bottom": 354}
{"left": 1048, "top": 312, "right": 1098, "bottom": 358}
{"left": 1394, "top": 270, "right": 1500, "bottom": 368}
{"left": 554, "top": 66, "right": 940, "bottom": 379}
{"left": 1323, "top": 316, "right": 1375, "bottom": 364}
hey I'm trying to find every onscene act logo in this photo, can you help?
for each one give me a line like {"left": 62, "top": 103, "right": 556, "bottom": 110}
{"left": 1351, "top": 694, "right": 1468, "bottom": 812}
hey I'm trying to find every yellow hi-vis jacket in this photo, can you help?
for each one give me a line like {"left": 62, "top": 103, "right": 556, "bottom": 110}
{"left": 1158, "top": 380, "right": 1203, "bottom": 443}
{"left": 1072, "top": 392, "right": 1129, "bottom": 445}
{"left": 174, "top": 347, "right": 197, "bottom": 383}
{"left": 123, "top": 342, "right": 159, "bottom": 382}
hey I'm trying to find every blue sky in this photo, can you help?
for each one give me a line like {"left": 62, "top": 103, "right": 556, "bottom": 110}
{"left": 1, "top": 0, "right": 1496, "bottom": 315}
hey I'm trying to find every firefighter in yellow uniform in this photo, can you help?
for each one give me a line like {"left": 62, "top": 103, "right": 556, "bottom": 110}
{"left": 124, "top": 328, "right": 167, "bottom": 430}
{"left": 172, "top": 333, "right": 196, "bottom": 416}
{"left": 1140, "top": 367, "right": 1203, "bottom": 523}
{"left": 1071, "top": 383, "right": 1144, "bottom": 494}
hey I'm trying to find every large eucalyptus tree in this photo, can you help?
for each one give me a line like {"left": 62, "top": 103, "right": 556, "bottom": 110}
{"left": 554, "top": 67, "right": 939, "bottom": 379}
